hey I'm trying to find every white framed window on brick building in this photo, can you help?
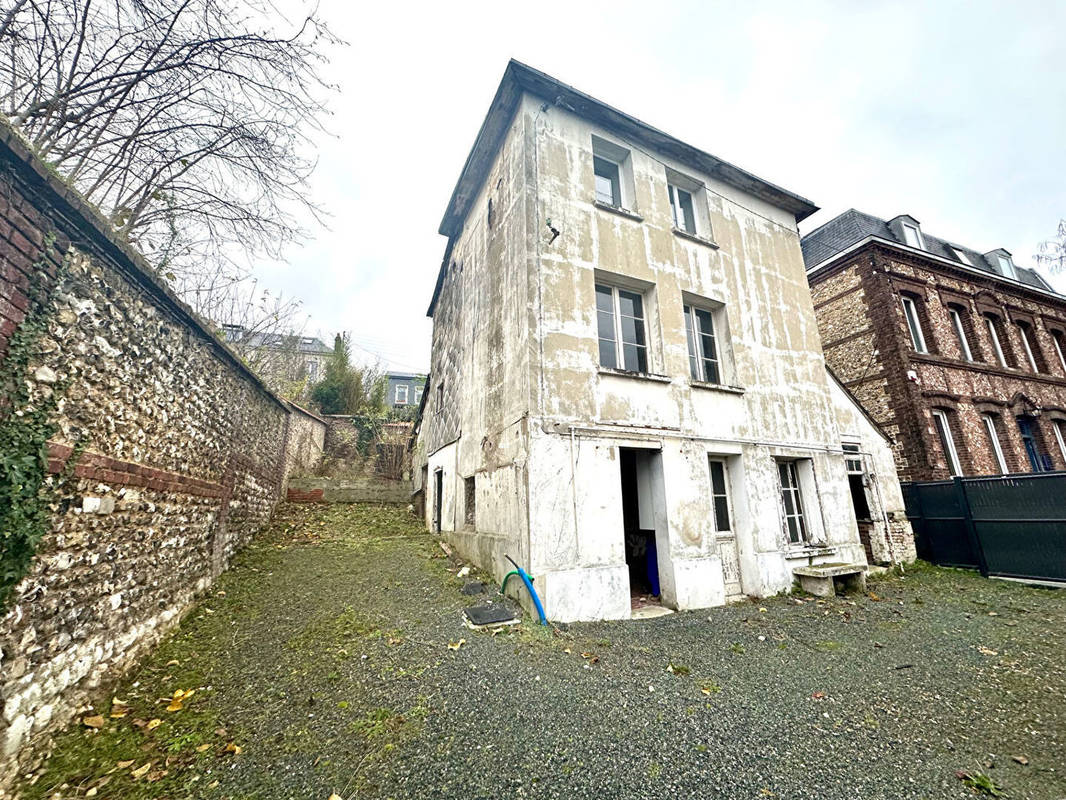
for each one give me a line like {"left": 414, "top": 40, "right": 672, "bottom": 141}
{"left": 395, "top": 384, "right": 409, "bottom": 405}
{"left": 707, "top": 458, "right": 731, "bottom": 533}
{"left": 596, "top": 281, "right": 649, "bottom": 373}
{"left": 1051, "top": 328, "right": 1066, "bottom": 374}
{"left": 777, "top": 460, "right": 808, "bottom": 545}
{"left": 932, "top": 409, "right": 963, "bottom": 477}
{"left": 948, "top": 305, "right": 974, "bottom": 361}
{"left": 984, "top": 314, "right": 1009, "bottom": 367}
{"left": 1053, "top": 419, "right": 1066, "bottom": 464}
{"left": 1015, "top": 321, "right": 1040, "bottom": 372}
{"left": 981, "top": 413, "right": 1008, "bottom": 474}
{"left": 900, "top": 295, "right": 928, "bottom": 353}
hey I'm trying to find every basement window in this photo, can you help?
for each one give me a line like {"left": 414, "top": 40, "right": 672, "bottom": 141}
{"left": 596, "top": 282, "right": 648, "bottom": 373}
{"left": 464, "top": 475, "right": 476, "bottom": 528}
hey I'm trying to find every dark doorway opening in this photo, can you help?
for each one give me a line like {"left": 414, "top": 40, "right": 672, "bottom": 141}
{"left": 620, "top": 447, "right": 664, "bottom": 609}
{"left": 433, "top": 468, "right": 443, "bottom": 533}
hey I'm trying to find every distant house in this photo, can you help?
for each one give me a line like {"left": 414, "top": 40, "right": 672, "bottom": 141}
{"left": 803, "top": 209, "right": 1066, "bottom": 481}
{"left": 386, "top": 372, "right": 426, "bottom": 410}
{"left": 220, "top": 325, "right": 332, "bottom": 395}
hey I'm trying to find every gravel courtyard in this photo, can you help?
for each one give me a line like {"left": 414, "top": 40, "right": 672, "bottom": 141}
{"left": 17, "top": 503, "right": 1065, "bottom": 800}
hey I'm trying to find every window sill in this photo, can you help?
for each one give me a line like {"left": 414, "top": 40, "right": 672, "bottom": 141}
{"left": 598, "top": 367, "right": 671, "bottom": 384}
{"left": 593, "top": 200, "right": 643, "bottom": 222}
{"left": 785, "top": 544, "right": 837, "bottom": 559}
{"left": 672, "top": 227, "right": 719, "bottom": 249}
{"left": 689, "top": 380, "right": 745, "bottom": 395}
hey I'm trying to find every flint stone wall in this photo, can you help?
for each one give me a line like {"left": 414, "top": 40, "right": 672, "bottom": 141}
{"left": 0, "top": 122, "right": 316, "bottom": 785}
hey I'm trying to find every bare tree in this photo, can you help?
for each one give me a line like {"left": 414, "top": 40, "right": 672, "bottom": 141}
{"left": 0, "top": 0, "right": 338, "bottom": 312}
{"left": 1037, "top": 219, "right": 1066, "bottom": 274}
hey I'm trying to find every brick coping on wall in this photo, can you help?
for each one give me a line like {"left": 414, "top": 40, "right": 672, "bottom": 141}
{"left": 0, "top": 119, "right": 288, "bottom": 413}
{"left": 46, "top": 443, "right": 227, "bottom": 499}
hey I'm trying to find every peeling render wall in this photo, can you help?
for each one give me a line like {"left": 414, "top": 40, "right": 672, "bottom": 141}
{"left": 0, "top": 125, "right": 302, "bottom": 784}
{"left": 420, "top": 91, "right": 879, "bottom": 622}
{"left": 826, "top": 375, "right": 917, "bottom": 565}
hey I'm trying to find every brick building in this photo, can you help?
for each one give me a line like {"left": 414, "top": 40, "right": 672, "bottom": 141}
{"left": 803, "top": 209, "right": 1066, "bottom": 482}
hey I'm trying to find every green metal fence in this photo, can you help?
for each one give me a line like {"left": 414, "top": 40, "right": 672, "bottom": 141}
{"left": 902, "top": 473, "right": 1066, "bottom": 584}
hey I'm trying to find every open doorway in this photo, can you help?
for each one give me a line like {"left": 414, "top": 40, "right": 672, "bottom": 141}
{"left": 433, "top": 468, "right": 443, "bottom": 533}
{"left": 619, "top": 447, "right": 666, "bottom": 612}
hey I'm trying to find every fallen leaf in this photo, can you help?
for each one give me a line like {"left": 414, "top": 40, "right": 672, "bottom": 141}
{"left": 146, "top": 719, "right": 163, "bottom": 730}
{"left": 130, "top": 762, "right": 152, "bottom": 779}
{"left": 86, "top": 788, "right": 98, "bottom": 798}
{"left": 1012, "top": 755, "right": 1029, "bottom": 765}
{"left": 811, "top": 691, "right": 826, "bottom": 700}
{"left": 758, "top": 607, "right": 768, "bottom": 613}
{"left": 82, "top": 715, "right": 106, "bottom": 729}
{"left": 329, "top": 795, "right": 344, "bottom": 800}
{"left": 447, "top": 639, "right": 465, "bottom": 651}
{"left": 867, "top": 592, "right": 881, "bottom": 601}
{"left": 166, "top": 659, "right": 180, "bottom": 667}
{"left": 978, "top": 646, "right": 998, "bottom": 657}
{"left": 116, "top": 760, "right": 134, "bottom": 769}
{"left": 224, "top": 741, "right": 242, "bottom": 755}
{"left": 195, "top": 744, "right": 211, "bottom": 753}
{"left": 147, "top": 770, "right": 167, "bottom": 782}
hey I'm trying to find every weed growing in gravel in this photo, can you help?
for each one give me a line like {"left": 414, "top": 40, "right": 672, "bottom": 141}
{"left": 957, "top": 770, "right": 1005, "bottom": 797}
{"left": 729, "top": 642, "right": 746, "bottom": 654}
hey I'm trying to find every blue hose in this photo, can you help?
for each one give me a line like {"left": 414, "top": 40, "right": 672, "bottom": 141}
{"left": 504, "top": 555, "right": 547, "bottom": 625}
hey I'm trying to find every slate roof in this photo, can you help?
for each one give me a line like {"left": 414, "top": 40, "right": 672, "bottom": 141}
{"left": 220, "top": 325, "right": 332, "bottom": 354}
{"left": 801, "top": 209, "right": 1058, "bottom": 295}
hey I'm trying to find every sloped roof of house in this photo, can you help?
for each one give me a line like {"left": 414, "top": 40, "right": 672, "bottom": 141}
{"left": 430, "top": 60, "right": 818, "bottom": 316}
{"left": 801, "top": 208, "right": 1057, "bottom": 295}
{"left": 439, "top": 59, "right": 819, "bottom": 236}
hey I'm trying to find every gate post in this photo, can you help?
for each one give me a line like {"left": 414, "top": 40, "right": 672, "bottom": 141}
{"left": 954, "top": 477, "right": 989, "bottom": 577}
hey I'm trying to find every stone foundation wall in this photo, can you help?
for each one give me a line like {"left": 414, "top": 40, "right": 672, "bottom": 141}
{"left": 0, "top": 123, "right": 303, "bottom": 784}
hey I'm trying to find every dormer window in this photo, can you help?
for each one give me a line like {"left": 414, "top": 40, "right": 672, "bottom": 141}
{"left": 996, "top": 254, "right": 1016, "bottom": 279}
{"left": 902, "top": 222, "right": 924, "bottom": 250}
{"left": 950, "top": 247, "right": 973, "bottom": 266}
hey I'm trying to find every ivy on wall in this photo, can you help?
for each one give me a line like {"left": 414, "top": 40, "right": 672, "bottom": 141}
{"left": 0, "top": 233, "right": 71, "bottom": 608}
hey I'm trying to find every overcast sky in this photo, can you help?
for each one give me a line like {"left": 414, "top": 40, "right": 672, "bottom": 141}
{"left": 258, "top": 0, "right": 1066, "bottom": 373}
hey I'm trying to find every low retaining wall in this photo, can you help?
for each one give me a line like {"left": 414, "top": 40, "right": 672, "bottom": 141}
{"left": 0, "top": 122, "right": 319, "bottom": 784}
{"left": 287, "top": 476, "right": 410, "bottom": 504}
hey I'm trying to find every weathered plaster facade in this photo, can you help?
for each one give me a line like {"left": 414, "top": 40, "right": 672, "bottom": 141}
{"left": 415, "top": 63, "right": 899, "bottom": 622}
{"left": 804, "top": 210, "right": 1066, "bottom": 483}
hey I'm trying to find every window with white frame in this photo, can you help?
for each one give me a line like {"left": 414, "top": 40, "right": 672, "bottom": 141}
{"left": 668, "top": 183, "right": 697, "bottom": 234}
{"left": 1016, "top": 321, "right": 1040, "bottom": 372}
{"left": 902, "top": 223, "right": 924, "bottom": 249}
{"left": 996, "top": 254, "right": 1017, "bottom": 279}
{"left": 684, "top": 304, "right": 720, "bottom": 383}
{"left": 984, "top": 314, "right": 1009, "bottom": 367}
{"left": 596, "top": 282, "right": 648, "bottom": 373}
{"left": 1051, "top": 329, "right": 1066, "bottom": 374}
{"left": 594, "top": 156, "right": 621, "bottom": 206}
{"left": 932, "top": 409, "right": 963, "bottom": 477}
{"left": 414, "top": 386, "right": 424, "bottom": 403}
{"left": 395, "top": 384, "right": 409, "bottom": 405}
{"left": 1053, "top": 420, "right": 1066, "bottom": 464}
{"left": 948, "top": 305, "right": 974, "bottom": 361}
{"left": 900, "top": 295, "right": 928, "bottom": 353}
{"left": 950, "top": 247, "right": 973, "bottom": 265}
{"left": 777, "top": 460, "right": 808, "bottom": 545}
{"left": 591, "top": 136, "right": 633, "bottom": 210}
{"left": 708, "top": 458, "right": 731, "bottom": 533}
{"left": 981, "top": 413, "right": 1008, "bottom": 474}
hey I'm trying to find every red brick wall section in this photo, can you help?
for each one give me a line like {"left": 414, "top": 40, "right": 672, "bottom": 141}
{"left": 810, "top": 242, "right": 1066, "bottom": 482}
{"left": 287, "top": 487, "right": 325, "bottom": 502}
